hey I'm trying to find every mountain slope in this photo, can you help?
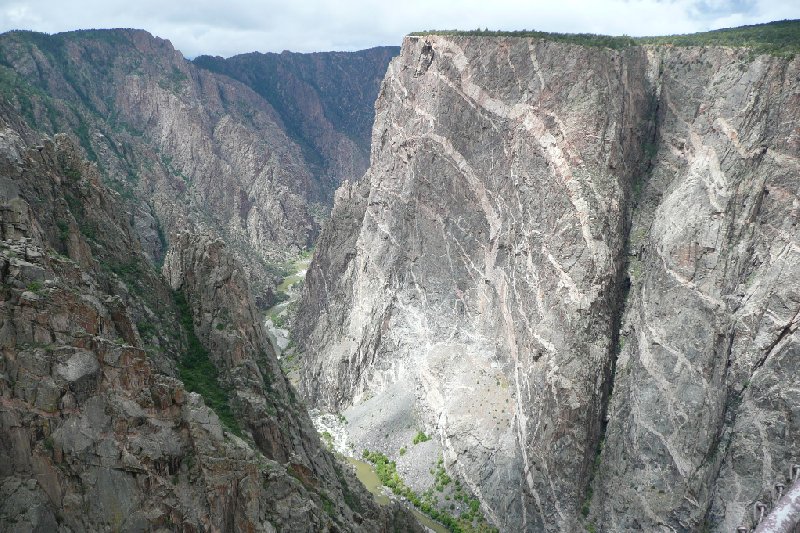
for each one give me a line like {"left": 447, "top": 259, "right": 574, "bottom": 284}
{"left": 194, "top": 46, "right": 399, "bottom": 203}
{"left": 0, "top": 28, "right": 424, "bottom": 532}
{"left": 0, "top": 30, "right": 394, "bottom": 307}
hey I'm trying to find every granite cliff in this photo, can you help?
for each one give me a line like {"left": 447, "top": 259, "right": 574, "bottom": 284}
{"left": 296, "top": 31, "right": 800, "bottom": 532}
{"left": 0, "top": 29, "right": 421, "bottom": 532}
{"left": 2, "top": 20, "right": 798, "bottom": 533}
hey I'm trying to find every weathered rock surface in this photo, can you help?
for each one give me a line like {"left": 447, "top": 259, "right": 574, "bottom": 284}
{"left": 0, "top": 106, "right": 422, "bottom": 531}
{"left": 296, "top": 35, "right": 800, "bottom": 531}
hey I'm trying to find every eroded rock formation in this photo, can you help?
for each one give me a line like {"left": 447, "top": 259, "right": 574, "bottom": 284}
{"left": 194, "top": 46, "right": 399, "bottom": 204}
{"left": 0, "top": 29, "right": 394, "bottom": 306}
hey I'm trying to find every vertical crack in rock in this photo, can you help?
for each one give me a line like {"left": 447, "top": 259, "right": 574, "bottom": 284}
{"left": 593, "top": 47, "right": 800, "bottom": 533}
{"left": 752, "top": 308, "right": 800, "bottom": 374}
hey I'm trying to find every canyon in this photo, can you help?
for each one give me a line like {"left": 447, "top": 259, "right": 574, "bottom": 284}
{"left": 0, "top": 29, "right": 419, "bottom": 532}
{"left": 1, "top": 21, "right": 799, "bottom": 533}
{"left": 0, "top": 29, "right": 394, "bottom": 306}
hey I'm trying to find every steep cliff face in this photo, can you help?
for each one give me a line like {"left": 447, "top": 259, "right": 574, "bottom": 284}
{"left": 296, "top": 35, "right": 799, "bottom": 531}
{"left": 194, "top": 46, "right": 398, "bottom": 203}
{"left": 592, "top": 46, "right": 800, "bottom": 532}
{"left": 0, "top": 106, "right": 421, "bottom": 532}
{"left": 298, "top": 35, "right": 653, "bottom": 531}
{"left": 0, "top": 29, "right": 390, "bottom": 305}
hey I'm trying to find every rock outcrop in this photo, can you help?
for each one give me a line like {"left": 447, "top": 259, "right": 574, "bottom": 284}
{"left": 296, "top": 34, "right": 800, "bottom": 532}
{"left": 0, "top": 105, "right": 421, "bottom": 531}
{"left": 593, "top": 46, "right": 800, "bottom": 533}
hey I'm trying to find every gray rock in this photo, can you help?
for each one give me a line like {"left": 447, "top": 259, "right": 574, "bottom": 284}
{"left": 55, "top": 350, "right": 99, "bottom": 383}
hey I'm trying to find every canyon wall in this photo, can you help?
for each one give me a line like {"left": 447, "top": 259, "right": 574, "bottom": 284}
{"left": 296, "top": 35, "right": 800, "bottom": 532}
{"left": 0, "top": 29, "right": 425, "bottom": 532}
{"left": 592, "top": 46, "right": 800, "bottom": 532}
{"left": 194, "top": 46, "right": 399, "bottom": 203}
{"left": 0, "top": 104, "right": 421, "bottom": 531}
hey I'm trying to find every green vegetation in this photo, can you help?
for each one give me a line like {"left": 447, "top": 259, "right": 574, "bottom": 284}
{"left": 158, "top": 66, "right": 189, "bottom": 94}
{"left": 264, "top": 251, "right": 314, "bottom": 314}
{"left": 0, "top": 64, "right": 61, "bottom": 130}
{"left": 321, "top": 493, "right": 335, "bottom": 518}
{"left": 413, "top": 430, "right": 432, "bottom": 445}
{"left": 63, "top": 166, "right": 82, "bottom": 181}
{"left": 264, "top": 260, "right": 293, "bottom": 280}
{"left": 276, "top": 270, "right": 305, "bottom": 294}
{"left": 334, "top": 461, "right": 366, "bottom": 513}
{"left": 136, "top": 320, "right": 156, "bottom": 340}
{"left": 173, "top": 290, "right": 241, "bottom": 435}
{"left": 637, "top": 19, "right": 800, "bottom": 58}
{"left": 581, "top": 438, "right": 605, "bottom": 520}
{"left": 56, "top": 220, "right": 70, "bottom": 246}
{"left": 62, "top": 193, "right": 92, "bottom": 241}
{"left": 269, "top": 310, "right": 288, "bottom": 328}
{"left": 361, "top": 450, "right": 496, "bottom": 532}
{"left": 411, "top": 19, "right": 800, "bottom": 58}
{"left": 26, "top": 281, "right": 43, "bottom": 294}
{"left": 102, "top": 260, "right": 144, "bottom": 293}
{"left": 399, "top": 446, "right": 407, "bottom": 456}
{"left": 433, "top": 457, "right": 452, "bottom": 492}
{"left": 72, "top": 113, "right": 98, "bottom": 162}
{"left": 105, "top": 178, "right": 137, "bottom": 203}
{"left": 629, "top": 257, "right": 644, "bottom": 282}
{"left": 321, "top": 431, "right": 334, "bottom": 450}
{"left": 317, "top": 492, "right": 336, "bottom": 518}
{"left": 643, "top": 141, "right": 658, "bottom": 161}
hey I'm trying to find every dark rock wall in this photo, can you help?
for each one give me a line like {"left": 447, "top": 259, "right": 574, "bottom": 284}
{"left": 194, "top": 46, "right": 399, "bottom": 203}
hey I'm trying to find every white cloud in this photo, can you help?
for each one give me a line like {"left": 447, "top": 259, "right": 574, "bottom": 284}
{"left": 0, "top": 0, "right": 797, "bottom": 57}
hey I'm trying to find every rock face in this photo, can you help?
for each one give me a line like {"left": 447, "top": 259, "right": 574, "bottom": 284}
{"left": 0, "top": 29, "right": 393, "bottom": 305}
{"left": 593, "top": 46, "right": 800, "bottom": 533}
{"left": 194, "top": 46, "right": 399, "bottom": 204}
{"left": 0, "top": 106, "right": 422, "bottom": 531}
{"left": 296, "top": 35, "right": 800, "bottom": 531}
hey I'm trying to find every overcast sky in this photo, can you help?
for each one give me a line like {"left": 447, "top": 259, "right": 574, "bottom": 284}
{"left": 1, "top": 0, "right": 798, "bottom": 58}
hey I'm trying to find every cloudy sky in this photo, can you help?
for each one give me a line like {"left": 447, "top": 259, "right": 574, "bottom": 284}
{"left": 1, "top": 0, "right": 798, "bottom": 58}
